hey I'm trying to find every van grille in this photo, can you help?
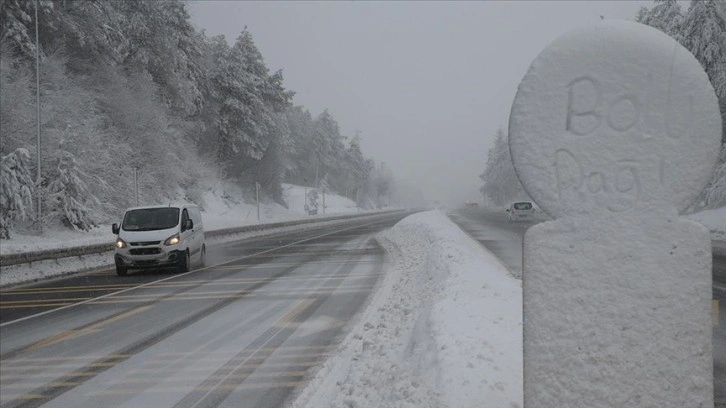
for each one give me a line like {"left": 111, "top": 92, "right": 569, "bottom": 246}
{"left": 130, "top": 241, "right": 161, "bottom": 246}
{"left": 129, "top": 248, "right": 162, "bottom": 255}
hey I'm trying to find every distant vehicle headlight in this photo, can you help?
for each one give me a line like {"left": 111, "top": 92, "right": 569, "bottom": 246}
{"left": 164, "top": 234, "right": 180, "bottom": 246}
{"left": 116, "top": 238, "right": 127, "bottom": 249}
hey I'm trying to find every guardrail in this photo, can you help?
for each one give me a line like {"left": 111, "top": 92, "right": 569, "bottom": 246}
{"left": 0, "top": 210, "right": 406, "bottom": 267}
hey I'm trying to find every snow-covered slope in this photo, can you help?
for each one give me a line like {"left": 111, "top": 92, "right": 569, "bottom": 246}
{"left": 290, "top": 210, "right": 523, "bottom": 408}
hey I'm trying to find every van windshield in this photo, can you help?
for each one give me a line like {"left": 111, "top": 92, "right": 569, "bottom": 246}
{"left": 513, "top": 202, "right": 533, "bottom": 210}
{"left": 122, "top": 208, "right": 180, "bottom": 231}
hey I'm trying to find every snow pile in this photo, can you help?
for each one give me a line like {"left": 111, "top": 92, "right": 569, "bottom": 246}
{"left": 291, "top": 210, "right": 522, "bottom": 408}
{"left": 686, "top": 205, "right": 726, "bottom": 241}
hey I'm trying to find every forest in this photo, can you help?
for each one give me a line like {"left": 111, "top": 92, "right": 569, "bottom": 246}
{"left": 0, "top": 0, "right": 403, "bottom": 238}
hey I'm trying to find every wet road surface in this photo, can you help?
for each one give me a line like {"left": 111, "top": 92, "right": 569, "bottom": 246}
{"left": 0, "top": 212, "right": 412, "bottom": 408}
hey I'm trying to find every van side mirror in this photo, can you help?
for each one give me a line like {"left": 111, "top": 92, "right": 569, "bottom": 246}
{"left": 112, "top": 223, "right": 119, "bottom": 235}
{"left": 184, "top": 219, "right": 193, "bottom": 231}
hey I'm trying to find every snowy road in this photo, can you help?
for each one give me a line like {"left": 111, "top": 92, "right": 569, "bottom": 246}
{"left": 451, "top": 206, "right": 726, "bottom": 407}
{"left": 0, "top": 213, "right": 410, "bottom": 408}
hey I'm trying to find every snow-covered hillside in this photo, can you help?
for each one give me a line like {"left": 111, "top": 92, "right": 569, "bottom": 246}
{"left": 0, "top": 183, "right": 359, "bottom": 256}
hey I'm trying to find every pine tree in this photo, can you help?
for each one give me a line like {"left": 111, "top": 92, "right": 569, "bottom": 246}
{"left": 211, "top": 30, "right": 293, "bottom": 173}
{"left": 479, "top": 129, "right": 528, "bottom": 206}
{"left": 0, "top": 148, "right": 34, "bottom": 239}
{"left": 46, "top": 151, "right": 96, "bottom": 231}
{"left": 636, "top": 0, "right": 684, "bottom": 40}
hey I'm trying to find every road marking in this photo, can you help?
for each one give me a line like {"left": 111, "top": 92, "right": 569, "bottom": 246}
{"left": 1, "top": 284, "right": 136, "bottom": 295}
{"left": 0, "top": 381, "right": 79, "bottom": 389}
{"left": 21, "top": 306, "right": 152, "bottom": 352}
{"left": 1, "top": 297, "right": 93, "bottom": 305}
{"left": 714, "top": 299, "right": 719, "bottom": 327}
{"left": 88, "top": 381, "right": 303, "bottom": 396}
{"left": 129, "top": 360, "right": 320, "bottom": 374}
{"left": 1, "top": 371, "right": 99, "bottom": 380}
{"left": 276, "top": 298, "right": 317, "bottom": 326}
{"left": 118, "top": 371, "right": 307, "bottom": 385}
{"left": 6, "top": 393, "right": 44, "bottom": 400}
{"left": 184, "top": 297, "right": 322, "bottom": 408}
{"left": 0, "top": 362, "right": 119, "bottom": 371}
{"left": 0, "top": 216, "right": 396, "bottom": 328}
{"left": 81, "top": 289, "right": 370, "bottom": 305}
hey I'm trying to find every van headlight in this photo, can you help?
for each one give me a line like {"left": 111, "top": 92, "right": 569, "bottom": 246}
{"left": 116, "top": 238, "right": 127, "bottom": 249}
{"left": 164, "top": 234, "right": 180, "bottom": 246}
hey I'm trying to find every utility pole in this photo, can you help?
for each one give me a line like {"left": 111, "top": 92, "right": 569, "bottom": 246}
{"left": 303, "top": 177, "right": 308, "bottom": 214}
{"left": 256, "top": 182, "right": 260, "bottom": 222}
{"left": 314, "top": 154, "right": 319, "bottom": 189}
{"left": 322, "top": 188, "right": 326, "bottom": 216}
{"left": 35, "top": 0, "right": 42, "bottom": 234}
{"left": 134, "top": 167, "right": 139, "bottom": 206}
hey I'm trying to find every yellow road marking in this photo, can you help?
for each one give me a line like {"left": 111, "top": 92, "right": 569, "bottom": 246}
{"left": 119, "top": 371, "right": 307, "bottom": 385}
{"left": 714, "top": 299, "right": 719, "bottom": 327}
{"left": 89, "top": 381, "right": 302, "bottom": 396}
{"left": 7, "top": 394, "right": 45, "bottom": 400}
{"left": 161, "top": 344, "right": 327, "bottom": 355}
{"left": 131, "top": 353, "right": 326, "bottom": 368}
{"left": 276, "top": 299, "right": 317, "bottom": 327}
{"left": 1, "top": 285, "right": 135, "bottom": 295}
{"left": 209, "top": 259, "right": 377, "bottom": 270}
{"left": 22, "top": 306, "right": 152, "bottom": 352}
{"left": 0, "top": 303, "right": 76, "bottom": 309}
{"left": 1, "top": 381, "right": 79, "bottom": 389}
{"left": 1, "top": 297, "right": 92, "bottom": 305}
{"left": 1, "top": 371, "right": 99, "bottom": 380}
{"left": 1, "top": 354, "right": 130, "bottom": 364}
{"left": 130, "top": 360, "right": 320, "bottom": 374}
{"left": 1, "top": 362, "right": 126, "bottom": 372}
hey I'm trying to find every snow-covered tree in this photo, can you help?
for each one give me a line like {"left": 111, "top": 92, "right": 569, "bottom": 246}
{"left": 212, "top": 30, "right": 293, "bottom": 169}
{"left": 639, "top": 0, "right": 726, "bottom": 208}
{"left": 46, "top": 151, "right": 96, "bottom": 231}
{"left": 0, "top": 148, "right": 34, "bottom": 239}
{"left": 480, "top": 128, "right": 529, "bottom": 206}
{"left": 636, "top": 0, "right": 684, "bottom": 40}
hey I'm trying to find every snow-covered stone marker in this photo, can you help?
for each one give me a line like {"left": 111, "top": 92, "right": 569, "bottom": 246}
{"left": 509, "top": 21, "right": 722, "bottom": 407}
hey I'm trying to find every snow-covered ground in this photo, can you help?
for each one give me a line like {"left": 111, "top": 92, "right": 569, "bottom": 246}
{"left": 686, "top": 205, "right": 726, "bottom": 242}
{"left": 0, "top": 182, "right": 359, "bottom": 255}
{"left": 290, "top": 210, "right": 523, "bottom": 408}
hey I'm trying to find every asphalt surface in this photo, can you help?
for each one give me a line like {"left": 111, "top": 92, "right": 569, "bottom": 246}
{"left": 0, "top": 212, "right": 411, "bottom": 408}
{"left": 450, "top": 206, "right": 726, "bottom": 407}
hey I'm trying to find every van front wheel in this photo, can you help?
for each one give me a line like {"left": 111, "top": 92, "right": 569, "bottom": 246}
{"left": 178, "top": 250, "right": 191, "bottom": 273}
{"left": 116, "top": 264, "right": 127, "bottom": 276}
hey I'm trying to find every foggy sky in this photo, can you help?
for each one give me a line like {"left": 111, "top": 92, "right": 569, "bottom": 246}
{"left": 189, "top": 1, "right": 650, "bottom": 207}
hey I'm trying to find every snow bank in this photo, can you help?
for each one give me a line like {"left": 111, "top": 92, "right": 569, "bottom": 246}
{"left": 290, "top": 210, "right": 522, "bottom": 408}
{"left": 686, "top": 205, "right": 726, "bottom": 242}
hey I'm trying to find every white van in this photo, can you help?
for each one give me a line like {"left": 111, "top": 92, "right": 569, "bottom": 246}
{"left": 111, "top": 204, "right": 205, "bottom": 276}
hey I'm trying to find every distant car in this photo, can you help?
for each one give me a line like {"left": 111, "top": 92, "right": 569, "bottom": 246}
{"left": 465, "top": 201, "right": 479, "bottom": 208}
{"left": 506, "top": 201, "right": 535, "bottom": 221}
{"left": 112, "top": 204, "right": 205, "bottom": 276}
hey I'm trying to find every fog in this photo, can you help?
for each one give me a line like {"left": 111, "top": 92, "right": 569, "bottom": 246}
{"left": 189, "top": 1, "right": 649, "bottom": 207}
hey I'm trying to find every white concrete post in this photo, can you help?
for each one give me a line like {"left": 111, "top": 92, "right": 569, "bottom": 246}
{"left": 509, "top": 21, "right": 722, "bottom": 408}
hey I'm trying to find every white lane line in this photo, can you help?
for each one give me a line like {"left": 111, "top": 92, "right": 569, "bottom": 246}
{"left": 0, "top": 216, "right": 397, "bottom": 328}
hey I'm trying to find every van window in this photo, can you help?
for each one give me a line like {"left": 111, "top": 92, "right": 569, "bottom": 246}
{"left": 181, "top": 209, "right": 190, "bottom": 225}
{"left": 122, "top": 208, "right": 179, "bottom": 231}
{"left": 192, "top": 207, "right": 202, "bottom": 225}
{"left": 513, "top": 202, "right": 533, "bottom": 210}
